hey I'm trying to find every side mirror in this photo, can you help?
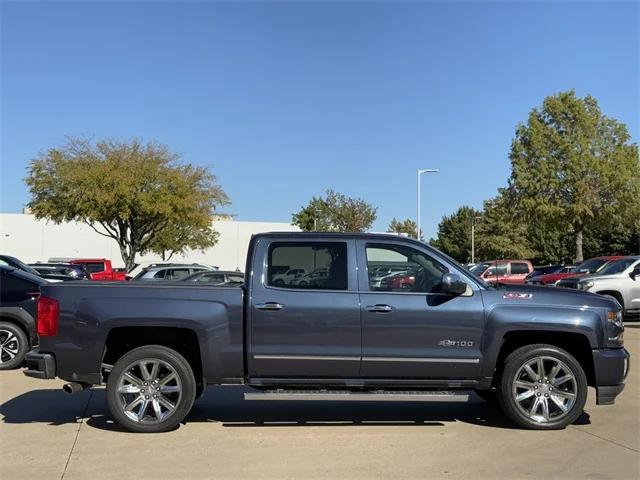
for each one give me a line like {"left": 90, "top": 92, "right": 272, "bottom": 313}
{"left": 440, "top": 273, "right": 468, "bottom": 296}
{"left": 630, "top": 265, "right": 640, "bottom": 280}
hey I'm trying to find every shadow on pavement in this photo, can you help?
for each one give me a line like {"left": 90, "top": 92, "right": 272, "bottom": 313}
{"left": 1, "top": 385, "right": 591, "bottom": 432}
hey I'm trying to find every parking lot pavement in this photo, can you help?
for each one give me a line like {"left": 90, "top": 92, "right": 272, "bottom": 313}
{"left": 2, "top": 327, "right": 638, "bottom": 480}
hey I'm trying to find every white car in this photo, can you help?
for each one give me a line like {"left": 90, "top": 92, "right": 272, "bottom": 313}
{"left": 271, "top": 268, "right": 306, "bottom": 287}
{"left": 573, "top": 256, "right": 640, "bottom": 319}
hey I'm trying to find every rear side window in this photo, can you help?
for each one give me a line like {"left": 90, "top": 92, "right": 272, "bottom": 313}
{"left": 167, "top": 269, "right": 190, "bottom": 280}
{"left": 510, "top": 262, "right": 530, "bottom": 274}
{"left": 268, "top": 242, "right": 348, "bottom": 290}
{"left": 81, "top": 262, "right": 105, "bottom": 273}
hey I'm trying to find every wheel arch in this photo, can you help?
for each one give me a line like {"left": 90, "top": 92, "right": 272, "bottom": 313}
{"left": 102, "top": 326, "right": 204, "bottom": 388}
{"left": 594, "top": 290, "right": 624, "bottom": 309}
{"left": 494, "top": 331, "right": 595, "bottom": 386}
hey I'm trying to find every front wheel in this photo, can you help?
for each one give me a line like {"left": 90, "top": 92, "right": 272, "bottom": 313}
{"left": 497, "top": 344, "right": 587, "bottom": 430}
{"left": 106, "top": 345, "right": 196, "bottom": 433}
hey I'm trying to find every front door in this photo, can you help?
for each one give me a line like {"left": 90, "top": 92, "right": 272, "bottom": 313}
{"left": 248, "top": 239, "right": 361, "bottom": 378}
{"left": 358, "top": 241, "right": 485, "bottom": 380}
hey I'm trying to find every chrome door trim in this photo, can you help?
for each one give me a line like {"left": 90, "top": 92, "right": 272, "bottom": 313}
{"left": 253, "top": 354, "right": 360, "bottom": 361}
{"left": 362, "top": 356, "right": 480, "bottom": 364}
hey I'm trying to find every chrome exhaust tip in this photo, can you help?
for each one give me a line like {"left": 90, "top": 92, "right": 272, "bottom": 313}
{"left": 63, "top": 382, "right": 90, "bottom": 394}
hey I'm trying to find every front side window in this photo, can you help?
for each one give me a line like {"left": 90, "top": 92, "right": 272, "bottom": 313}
{"left": 485, "top": 263, "right": 508, "bottom": 277}
{"left": 366, "top": 244, "right": 448, "bottom": 293}
{"left": 268, "top": 242, "right": 348, "bottom": 290}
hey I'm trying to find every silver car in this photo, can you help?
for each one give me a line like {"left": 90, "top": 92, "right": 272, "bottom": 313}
{"left": 576, "top": 256, "right": 640, "bottom": 319}
{"left": 133, "top": 264, "right": 213, "bottom": 281}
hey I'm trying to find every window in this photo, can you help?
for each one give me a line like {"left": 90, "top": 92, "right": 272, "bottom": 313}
{"left": 199, "top": 273, "right": 226, "bottom": 284}
{"left": 153, "top": 270, "right": 166, "bottom": 279}
{"left": 485, "top": 263, "right": 508, "bottom": 276}
{"left": 268, "top": 242, "right": 348, "bottom": 290}
{"left": 228, "top": 275, "right": 244, "bottom": 283}
{"left": 511, "top": 262, "right": 530, "bottom": 274}
{"left": 167, "top": 269, "right": 190, "bottom": 280}
{"left": 366, "top": 244, "right": 448, "bottom": 293}
{"left": 81, "top": 262, "right": 105, "bottom": 274}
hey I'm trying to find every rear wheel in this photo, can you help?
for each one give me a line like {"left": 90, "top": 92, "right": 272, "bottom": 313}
{"left": 497, "top": 344, "right": 587, "bottom": 430}
{"left": 0, "top": 322, "right": 28, "bottom": 370}
{"left": 106, "top": 345, "right": 196, "bottom": 433}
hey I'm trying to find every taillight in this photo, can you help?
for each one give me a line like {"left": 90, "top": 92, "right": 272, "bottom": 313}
{"left": 37, "top": 296, "right": 59, "bottom": 336}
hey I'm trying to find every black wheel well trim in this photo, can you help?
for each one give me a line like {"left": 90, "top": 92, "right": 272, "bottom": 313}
{"left": 102, "top": 325, "right": 205, "bottom": 387}
{"left": 595, "top": 290, "right": 624, "bottom": 308}
{"left": 491, "top": 330, "right": 596, "bottom": 387}
{"left": 0, "top": 314, "right": 33, "bottom": 346}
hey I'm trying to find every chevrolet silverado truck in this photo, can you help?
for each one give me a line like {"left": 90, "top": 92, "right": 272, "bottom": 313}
{"left": 25, "top": 233, "right": 629, "bottom": 433}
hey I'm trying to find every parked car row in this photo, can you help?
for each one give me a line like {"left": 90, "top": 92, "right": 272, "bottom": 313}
{"left": 467, "top": 255, "right": 639, "bottom": 320}
{"left": 0, "top": 254, "right": 244, "bottom": 369}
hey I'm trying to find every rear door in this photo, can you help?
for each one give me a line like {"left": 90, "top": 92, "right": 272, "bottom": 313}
{"left": 506, "top": 262, "right": 530, "bottom": 284}
{"left": 357, "top": 240, "right": 485, "bottom": 380}
{"left": 248, "top": 238, "right": 361, "bottom": 378}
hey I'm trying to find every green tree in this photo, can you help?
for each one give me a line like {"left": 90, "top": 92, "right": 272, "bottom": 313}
{"left": 26, "top": 137, "right": 229, "bottom": 271}
{"left": 387, "top": 218, "right": 419, "bottom": 239}
{"left": 430, "top": 206, "right": 481, "bottom": 263}
{"left": 292, "top": 189, "right": 377, "bottom": 232}
{"left": 475, "top": 193, "right": 536, "bottom": 261}
{"left": 508, "top": 90, "right": 640, "bottom": 262}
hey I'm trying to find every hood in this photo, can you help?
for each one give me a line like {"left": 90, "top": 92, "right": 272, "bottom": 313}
{"left": 574, "top": 272, "right": 625, "bottom": 283}
{"left": 530, "top": 271, "right": 584, "bottom": 282}
{"left": 484, "top": 283, "right": 618, "bottom": 311}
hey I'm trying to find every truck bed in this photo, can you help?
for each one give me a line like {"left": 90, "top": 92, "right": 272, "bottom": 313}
{"left": 37, "top": 282, "right": 244, "bottom": 384}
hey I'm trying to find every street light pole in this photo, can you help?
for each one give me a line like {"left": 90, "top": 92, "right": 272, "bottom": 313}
{"left": 471, "top": 215, "right": 482, "bottom": 264}
{"left": 416, "top": 169, "right": 439, "bottom": 241}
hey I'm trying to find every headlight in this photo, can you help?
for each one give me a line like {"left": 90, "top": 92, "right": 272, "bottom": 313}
{"left": 607, "top": 310, "right": 624, "bottom": 329}
{"left": 579, "top": 281, "right": 594, "bottom": 290}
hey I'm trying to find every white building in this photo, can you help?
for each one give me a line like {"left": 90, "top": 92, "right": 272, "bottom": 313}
{"left": 0, "top": 213, "right": 300, "bottom": 271}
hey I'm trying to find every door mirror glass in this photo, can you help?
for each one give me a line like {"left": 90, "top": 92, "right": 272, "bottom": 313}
{"left": 440, "top": 273, "right": 467, "bottom": 296}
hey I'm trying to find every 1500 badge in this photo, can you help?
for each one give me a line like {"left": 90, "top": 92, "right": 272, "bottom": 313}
{"left": 438, "top": 340, "right": 474, "bottom": 347}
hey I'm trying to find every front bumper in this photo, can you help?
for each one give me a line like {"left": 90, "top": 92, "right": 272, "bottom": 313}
{"left": 592, "top": 348, "right": 630, "bottom": 405}
{"left": 24, "top": 349, "right": 56, "bottom": 379}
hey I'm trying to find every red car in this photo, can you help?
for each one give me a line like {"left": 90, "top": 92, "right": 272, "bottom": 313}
{"left": 526, "top": 256, "right": 624, "bottom": 286}
{"left": 69, "top": 258, "right": 127, "bottom": 281}
{"left": 381, "top": 272, "right": 416, "bottom": 290}
{"left": 470, "top": 260, "right": 533, "bottom": 285}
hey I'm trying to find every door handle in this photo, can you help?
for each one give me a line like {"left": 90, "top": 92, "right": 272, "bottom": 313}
{"left": 365, "top": 304, "right": 393, "bottom": 313}
{"left": 256, "top": 302, "right": 284, "bottom": 311}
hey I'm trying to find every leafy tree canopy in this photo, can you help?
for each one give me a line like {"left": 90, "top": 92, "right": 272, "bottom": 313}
{"left": 429, "top": 206, "right": 482, "bottom": 263}
{"left": 26, "top": 137, "right": 229, "bottom": 270}
{"left": 387, "top": 218, "right": 419, "bottom": 239}
{"left": 508, "top": 90, "right": 639, "bottom": 262}
{"left": 292, "top": 189, "right": 377, "bottom": 232}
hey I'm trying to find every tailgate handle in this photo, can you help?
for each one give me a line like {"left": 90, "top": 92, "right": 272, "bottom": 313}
{"left": 365, "top": 304, "right": 393, "bottom": 313}
{"left": 256, "top": 302, "right": 284, "bottom": 311}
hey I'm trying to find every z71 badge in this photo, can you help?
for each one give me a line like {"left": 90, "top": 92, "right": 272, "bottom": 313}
{"left": 438, "top": 340, "right": 474, "bottom": 347}
{"left": 503, "top": 292, "right": 533, "bottom": 300}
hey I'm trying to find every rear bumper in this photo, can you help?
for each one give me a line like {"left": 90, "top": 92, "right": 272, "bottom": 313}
{"left": 592, "top": 348, "right": 629, "bottom": 405}
{"left": 24, "top": 349, "right": 56, "bottom": 379}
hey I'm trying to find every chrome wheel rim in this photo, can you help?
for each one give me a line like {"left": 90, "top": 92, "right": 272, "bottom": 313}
{"left": 0, "top": 329, "right": 20, "bottom": 364}
{"left": 512, "top": 356, "right": 577, "bottom": 424}
{"left": 116, "top": 359, "right": 182, "bottom": 424}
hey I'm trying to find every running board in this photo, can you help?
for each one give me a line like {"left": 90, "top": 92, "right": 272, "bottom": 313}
{"left": 244, "top": 389, "right": 470, "bottom": 402}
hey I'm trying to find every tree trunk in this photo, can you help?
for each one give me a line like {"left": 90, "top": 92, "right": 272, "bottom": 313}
{"left": 120, "top": 246, "right": 137, "bottom": 273}
{"left": 575, "top": 227, "right": 584, "bottom": 263}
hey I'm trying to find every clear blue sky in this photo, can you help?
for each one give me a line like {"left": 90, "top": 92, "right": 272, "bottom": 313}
{"left": 1, "top": 1, "right": 638, "bottom": 239}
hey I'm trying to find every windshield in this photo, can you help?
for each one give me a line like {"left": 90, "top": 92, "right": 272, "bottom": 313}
{"left": 598, "top": 258, "right": 639, "bottom": 275}
{"left": 576, "top": 258, "right": 610, "bottom": 274}
{"left": 470, "top": 263, "right": 490, "bottom": 275}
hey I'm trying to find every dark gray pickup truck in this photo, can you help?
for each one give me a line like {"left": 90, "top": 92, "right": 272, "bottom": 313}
{"left": 25, "top": 232, "right": 629, "bottom": 432}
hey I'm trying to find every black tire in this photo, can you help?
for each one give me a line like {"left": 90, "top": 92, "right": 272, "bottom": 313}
{"left": 497, "top": 344, "right": 587, "bottom": 430}
{"left": 106, "top": 345, "right": 196, "bottom": 433}
{"left": 0, "top": 322, "right": 29, "bottom": 370}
